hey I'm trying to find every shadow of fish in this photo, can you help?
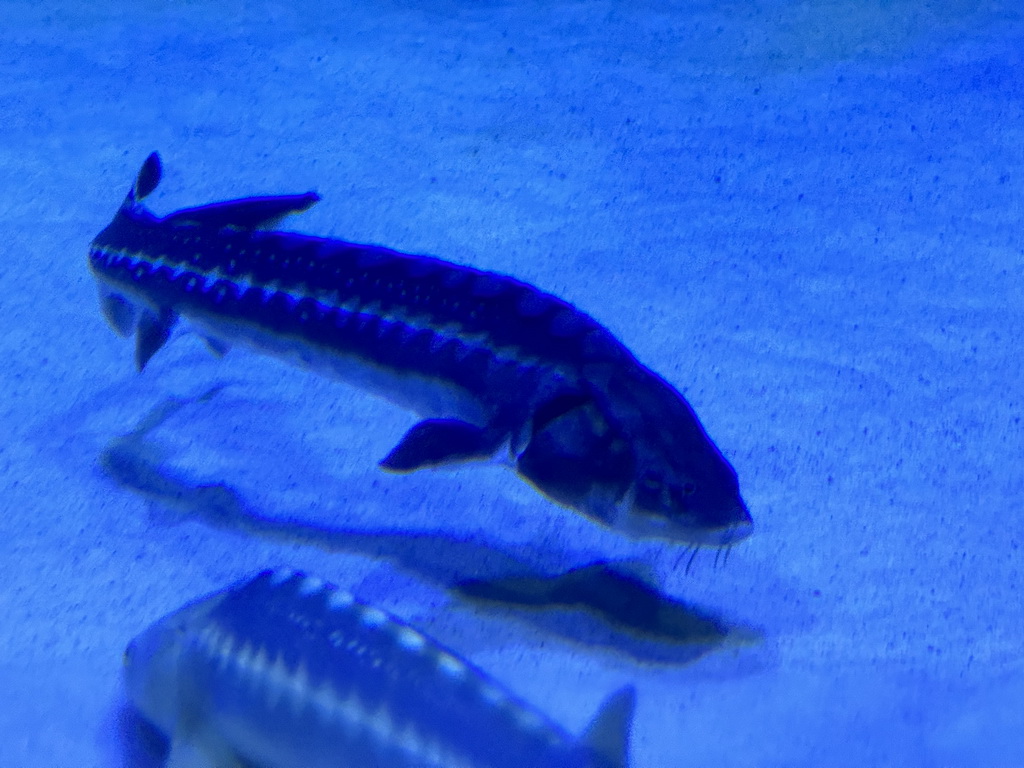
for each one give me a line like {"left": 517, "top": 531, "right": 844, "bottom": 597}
{"left": 101, "top": 391, "right": 750, "bottom": 665}
{"left": 124, "top": 569, "right": 636, "bottom": 767}
{"left": 454, "top": 561, "right": 759, "bottom": 664}
{"left": 89, "top": 153, "right": 751, "bottom": 548}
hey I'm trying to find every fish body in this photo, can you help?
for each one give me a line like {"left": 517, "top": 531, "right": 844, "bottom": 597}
{"left": 124, "top": 569, "right": 635, "bottom": 768}
{"left": 90, "top": 153, "right": 751, "bottom": 547}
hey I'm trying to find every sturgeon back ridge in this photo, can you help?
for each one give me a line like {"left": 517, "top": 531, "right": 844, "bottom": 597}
{"left": 123, "top": 569, "right": 635, "bottom": 768}
{"left": 89, "top": 152, "right": 752, "bottom": 547}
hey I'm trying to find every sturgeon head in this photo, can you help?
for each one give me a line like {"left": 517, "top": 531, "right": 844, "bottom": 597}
{"left": 515, "top": 361, "right": 752, "bottom": 548}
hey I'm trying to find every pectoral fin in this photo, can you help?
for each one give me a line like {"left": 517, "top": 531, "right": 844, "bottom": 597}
{"left": 380, "top": 419, "right": 500, "bottom": 472}
{"left": 135, "top": 308, "right": 178, "bottom": 371}
{"left": 100, "top": 292, "right": 137, "bottom": 337}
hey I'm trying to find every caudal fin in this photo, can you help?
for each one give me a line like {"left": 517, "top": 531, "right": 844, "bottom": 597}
{"left": 119, "top": 151, "right": 162, "bottom": 211}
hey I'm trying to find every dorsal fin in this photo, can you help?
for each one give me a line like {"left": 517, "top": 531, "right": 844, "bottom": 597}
{"left": 582, "top": 685, "right": 636, "bottom": 768}
{"left": 163, "top": 193, "right": 320, "bottom": 230}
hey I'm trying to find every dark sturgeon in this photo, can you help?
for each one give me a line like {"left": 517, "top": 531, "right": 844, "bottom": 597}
{"left": 89, "top": 153, "right": 751, "bottom": 547}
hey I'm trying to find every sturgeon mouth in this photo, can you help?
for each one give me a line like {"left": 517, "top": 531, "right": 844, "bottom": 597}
{"left": 707, "top": 516, "right": 754, "bottom": 547}
{"left": 621, "top": 500, "right": 753, "bottom": 548}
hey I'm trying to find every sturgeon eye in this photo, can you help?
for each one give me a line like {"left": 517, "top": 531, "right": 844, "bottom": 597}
{"left": 682, "top": 482, "right": 696, "bottom": 496}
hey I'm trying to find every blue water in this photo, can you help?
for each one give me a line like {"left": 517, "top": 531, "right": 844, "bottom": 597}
{"left": 1, "top": 1, "right": 1021, "bottom": 765}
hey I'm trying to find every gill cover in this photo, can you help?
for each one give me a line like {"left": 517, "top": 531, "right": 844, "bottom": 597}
{"left": 515, "top": 392, "right": 634, "bottom": 522}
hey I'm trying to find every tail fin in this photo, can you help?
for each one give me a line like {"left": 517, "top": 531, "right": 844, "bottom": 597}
{"left": 582, "top": 685, "right": 636, "bottom": 768}
{"left": 125, "top": 151, "right": 162, "bottom": 207}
